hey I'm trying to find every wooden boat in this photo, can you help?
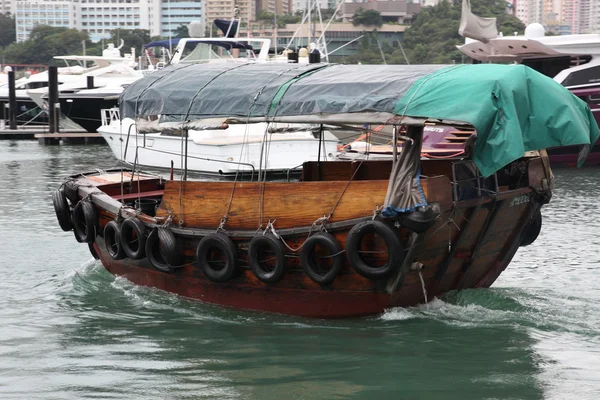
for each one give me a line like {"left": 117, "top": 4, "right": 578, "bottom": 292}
{"left": 52, "top": 63, "right": 599, "bottom": 318}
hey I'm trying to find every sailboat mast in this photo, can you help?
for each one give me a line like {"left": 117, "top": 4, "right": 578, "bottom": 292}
{"left": 307, "top": 0, "right": 311, "bottom": 46}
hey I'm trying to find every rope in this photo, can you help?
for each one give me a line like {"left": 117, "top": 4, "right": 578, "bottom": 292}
{"left": 325, "top": 156, "right": 367, "bottom": 221}
{"left": 422, "top": 150, "right": 465, "bottom": 159}
{"left": 179, "top": 131, "right": 185, "bottom": 226}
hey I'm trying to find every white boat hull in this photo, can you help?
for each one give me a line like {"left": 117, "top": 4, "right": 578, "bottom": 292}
{"left": 99, "top": 118, "right": 341, "bottom": 175}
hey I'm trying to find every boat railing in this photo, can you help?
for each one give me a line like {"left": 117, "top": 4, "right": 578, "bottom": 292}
{"left": 127, "top": 146, "right": 257, "bottom": 180}
{"left": 451, "top": 159, "right": 498, "bottom": 201}
{"left": 101, "top": 108, "right": 120, "bottom": 126}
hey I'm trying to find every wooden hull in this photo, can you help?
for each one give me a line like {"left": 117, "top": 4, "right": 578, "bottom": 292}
{"left": 64, "top": 157, "right": 550, "bottom": 319}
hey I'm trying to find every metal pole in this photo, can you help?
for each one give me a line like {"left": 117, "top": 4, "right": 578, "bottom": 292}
{"left": 82, "top": 40, "right": 87, "bottom": 69}
{"left": 8, "top": 70, "right": 17, "bottom": 130}
{"left": 392, "top": 125, "right": 398, "bottom": 166}
{"left": 184, "top": 129, "right": 189, "bottom": 181}
{"left": 48, "top": 66, "right": 58, "bottom": 133}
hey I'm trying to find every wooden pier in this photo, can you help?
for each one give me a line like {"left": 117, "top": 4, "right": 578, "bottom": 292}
{"left": 0, "top": 126, "right": 105, "bottom": 144}
{"left": 34, "top": 132, "right": 105, "bottom": 145}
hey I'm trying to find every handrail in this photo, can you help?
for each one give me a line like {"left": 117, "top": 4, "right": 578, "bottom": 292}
{"left": 124, "top": 146, "right": 257, "bottom": 180}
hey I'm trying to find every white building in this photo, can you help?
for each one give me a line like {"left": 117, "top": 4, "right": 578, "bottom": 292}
{"left": 14, "top": 0, "right": 202, "bottom": 43}
{"left": 15, "top": 0, "right": 72, "bottom": 42}
{"left": 1, "top": 0, "right": 15, "bottom": 14}
{"left": 160, "top": 0, "right": 202, "bottom": 38}
{"left": 292, "top": 0, "right": 329, "bottom": 13}
{"left": 74, "top": 0, "right": 162, "bottom": 42}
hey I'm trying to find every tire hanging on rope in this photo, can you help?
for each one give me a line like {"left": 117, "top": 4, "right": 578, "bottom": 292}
{"left": 346, "top": 220, "right": 405, "bottom": 280}
{"left": 248, "top": 234, "right": 287, "bottom": 284}
{"left": 72, "top": 200, "right": 99, "bottom": 243}
{"left": 520, "top": 209, "right": 542, "bottom": 247}
{"left": 104, "top": 220, "right": 126, "bottom": 260}
{"left": 52, "top": 188, "right": 73, "bottom": 232}
{"left": 63, "top": 180, "right": 80, "bottom": 206}
{"left": 120, "top": 218, "right": 147, "bottom": 260}
{"left": 300, "top": 232, "right": 344, "bottom": 285}
{"left": 146, "top": 227, "right": 180, "bottom": 273}
{"left": 196, "top": 233, "right": 238, "bottom": 282}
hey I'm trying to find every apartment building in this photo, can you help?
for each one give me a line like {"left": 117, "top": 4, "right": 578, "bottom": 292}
{"left": 1, "top": 0, "right": 15, "bottom": 14}
{"left": 514, "top": 0, "right": 599, "bottom": 34}
{"left": 292, "top": 0, "right": 329, "bottom": 13}
{"left": 204, "top": 0, "right": 254, "bottom": 27}
{"left": 14, "top": 0, "right": 203, "bottom": 43}
{"left": 341, "top": 0, "right": 420, "bottom": 24}
{"left": 15, "top": 0, "right": 73, "bottom": 42}
{"left": 241, "top": 21, "right": 406, "bottom": 59}
{"left": 161, "top": 0, "right": 203, "bottom": 38}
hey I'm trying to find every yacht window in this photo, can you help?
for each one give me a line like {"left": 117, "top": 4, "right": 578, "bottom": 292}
{"left": 563, "top": 66, "right": 600, "bottom": 87}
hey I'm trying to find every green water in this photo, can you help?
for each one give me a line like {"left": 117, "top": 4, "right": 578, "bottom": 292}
{"left": 1, "top": 141, "right": 599, "bottom": 399}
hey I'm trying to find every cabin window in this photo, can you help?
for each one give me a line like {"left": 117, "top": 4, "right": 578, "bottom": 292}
{"left": 563, "top": 65, "right": 600, "bottom": 87}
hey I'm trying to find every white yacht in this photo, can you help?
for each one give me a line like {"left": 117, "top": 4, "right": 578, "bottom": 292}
{"left": 99, "top": 109, "right": 340, "bottom": 177}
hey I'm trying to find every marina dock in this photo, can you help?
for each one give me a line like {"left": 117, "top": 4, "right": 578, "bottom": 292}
{"left": 0, "top": 126, "right": 104, "bottom": 144}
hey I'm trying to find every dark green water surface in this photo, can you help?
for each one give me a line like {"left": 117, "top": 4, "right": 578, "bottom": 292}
{"left": 0, "top": 141, "right": 599, "bottom": 399}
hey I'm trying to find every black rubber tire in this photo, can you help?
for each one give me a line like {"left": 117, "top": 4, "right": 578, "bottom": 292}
{"left": 120, "top": 218, "right": 147, "bottom": 260}
{"left": 88, "top": 243, "right": 100, "bottom": 260}
{"left": 146, "top": 228, "right": 180, "bottom": 273}
{"left": 52, "top": 188, "right": 73, "bottom": 232}
{"left": 346, "top": 220, "right": 404, "bottom": 280}
{"left": 520, "top": 209, "right": 542, "bottom": 247}
{"left": 248, "top": 234, "right": 287, "bottom": 284}
{"left": 104, "top": 220, "right": 126, "bottom": 260}
{"left": 300, "top": 232, "right": 344, "bottom": 285}
{"left": 63, "top": 180, "right": 80, "bottom": 206}
{"left": 196, "top": 233, "right": 238, "bottom": 282}
{"left": 72, "top": 200, "right": 99, "bottom": 243}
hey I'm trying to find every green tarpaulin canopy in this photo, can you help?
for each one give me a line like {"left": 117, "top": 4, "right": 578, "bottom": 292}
{"left": 120, "top": 62, "right": 599, "bottom": 176}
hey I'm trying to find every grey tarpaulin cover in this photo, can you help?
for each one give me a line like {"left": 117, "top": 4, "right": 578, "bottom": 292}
{"left": 119, "top": 63, "right": 448, "bottom": 123}
{"left": 458, "top": 0, "right": 498, "bottom": 43}
{"left": 119, "top": 61, "right": 600, "bottom": 212}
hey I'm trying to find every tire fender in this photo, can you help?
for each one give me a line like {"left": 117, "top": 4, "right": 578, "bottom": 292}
{"left": 120, "top": 218, "right": 147, "bottom": 260}
{"left": 104, "top": 220, "right": 126, "bottom": 260}
{"left": 52, "top": 188, "right": 73, "bottom": 232}
{"left": 196, "top": 233, "right": 238, "bottom": 282}
{"left": 146, "top": 227, "right": 180, "bottom": 272}
{"left": 300, "top": 232, "right": 344, "bottom": 285}
{"left": 346, "top": 220, "right": 405, "bottom": 280}
{"left": 248, "top": 234, "right": 287, "bottom": 284}
{"left": 72, "top": 200, "right": 99, "bottom": 243}
{"left": 520, "top": 209, "right": 542, "bottom": 247}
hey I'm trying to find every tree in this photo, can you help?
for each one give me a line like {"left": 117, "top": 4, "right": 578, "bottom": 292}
{"left": 352, "top": 8, "right": 383, "bottom": 27}
{"left": 398, "top": 0, "right": 525, "bottom": 64}
{"left": 344, "top": 30, "right": 387, "bottom": 64}
{"left": 173, "top": 24, "right": 189, "bottom": 39}
{"left": 1, "top": 26, "right": 90, "bottom": 65}
{"left": 278, "top": 13, "right": 302, "bottom": 27}
{"left": 107, "top": 29, "right": 152, "bottom": 53}
{"left": 0, "top": 13, "right": 16, "bottom": 47}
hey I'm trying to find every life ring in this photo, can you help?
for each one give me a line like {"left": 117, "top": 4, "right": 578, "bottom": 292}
{"left": 120, "top": 218, "right": 147, "bottom": 259}
{"left": 300, "top": 232, "right": 344, "bottom": 285}
{"left": 52, "top": 188, "right": 73, "bottom": 232}
{"left": 196, "top": 233, "right": 238, "bottom": 282}
{"left": 63, "top": 180, "right": 80, "bottom": 206}
{"left": 520, "top": 209, "right": 542, "bottom": 247}
{"left": 346, "top": 220, "right": 404, "bottom": 280}
{"left": 104, "top": 220, "right": 126, "bottom": 260}
{"left": 248, "top": 234, "right": 287, "bottom": 284}
{"left": 146, "top": 228, "right": 181, "bottom": 272}
{"left": 72, "top": 200, "right": 99, "bottom": 243}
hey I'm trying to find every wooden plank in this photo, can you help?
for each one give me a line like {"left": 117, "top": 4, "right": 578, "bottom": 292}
{"left": 34, "top": 133, "right": 101, "bottom": 138}
{"left": 156, "top": 178, "right": 442, "bottom": 230}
